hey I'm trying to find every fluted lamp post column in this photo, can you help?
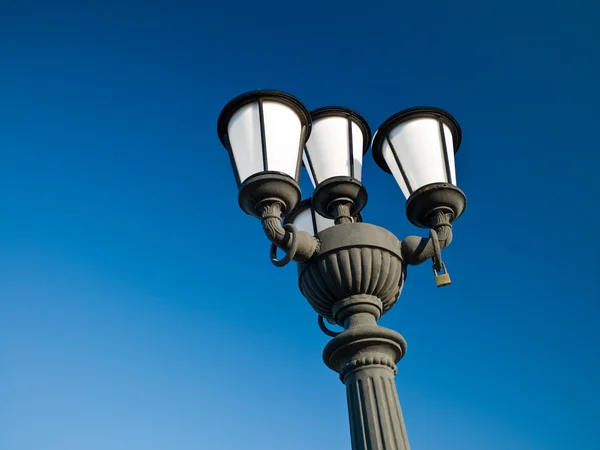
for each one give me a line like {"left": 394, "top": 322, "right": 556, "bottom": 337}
{"left": 217, "top": 91, "right": 467, "bottom": 450}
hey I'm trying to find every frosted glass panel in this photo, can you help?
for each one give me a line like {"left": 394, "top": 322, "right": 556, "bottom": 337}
{"left": 291, "top": 208, "right": 314, "bottom": 234}
{"left": 289, "top": 206, "right": 336, "bottom": 236}
{"left": 227, "top": 103, "right": 264, "bottom": 183}
{"left": 385, "top": 118, "right": 456, "bottom": 198}
{"left": 262, "top": 101, "right": 302, "bottom": 178}
{"left": 351, "top": 122, "right": 364, "bottom": 182}
{"left": 382, "top": 146, "right": 410, "bottom": 198}
{"left": 302, "top": 153, "right": 316, "bottom": 186}
{"left": 444, "top": 126, "right": 456, "bottom": 185}
{"left": 315, "top": 212, "right": 335, "bottom": 233}
{"left": 304, "top": 117, "right": 364, "bottom": 186}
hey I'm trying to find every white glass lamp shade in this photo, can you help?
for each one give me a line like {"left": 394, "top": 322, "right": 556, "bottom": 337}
{"left": 284, "top": 199, "right": 363, "bottom": 236}
{"left": 302, "top": 107, "right": 371, "bottom": 187}
{"left": 218, "top": 90, "right": 312, "bottom": 186}
{"left": 371, "top": 107, "right": 462, "bottom": 199}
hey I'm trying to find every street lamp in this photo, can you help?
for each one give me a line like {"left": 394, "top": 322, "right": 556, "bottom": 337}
{"left": 217, "top": 90, "right": 467, "bottom": 450}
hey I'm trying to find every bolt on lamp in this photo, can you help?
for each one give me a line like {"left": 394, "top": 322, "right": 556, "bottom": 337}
{"left": 217, "top": 90, "right": 467, "bottom": 450}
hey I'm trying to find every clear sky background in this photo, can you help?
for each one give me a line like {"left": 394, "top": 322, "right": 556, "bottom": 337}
{"left": 1, "top": 1, "right": 599, "bottom": 449}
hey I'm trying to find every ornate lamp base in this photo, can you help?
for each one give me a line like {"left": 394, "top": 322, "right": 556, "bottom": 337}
{"left": 297, "top": 222, "right": 405, "bottom": 322}
{"left": 297, "top": 223, "right": 411, "bottom": 450}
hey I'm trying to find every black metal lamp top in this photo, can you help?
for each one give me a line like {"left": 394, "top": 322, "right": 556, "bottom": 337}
{"left": 217, "top": 91, "right": 466, "bottom": 226}
{"left": 371, "top": 106, "right": 461, "bottom": 176}
{"left": 217, "top": 90, "right": 312, "bottom": 151}
{"left": 371, "top": 106, "right": 465, "bottom": 227}
{"left": 217, "top": 90, "right": 313, "bottom": 216}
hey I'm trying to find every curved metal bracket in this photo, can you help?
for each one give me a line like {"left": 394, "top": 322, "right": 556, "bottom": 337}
{"left": 270, "top": 224, "right": 298, "bottom": 267}
{"left": 260, "top": 202, "right": 319, "bottom": 265}
{"left": 429, "top": 228, "right": 443, "bottom": 272}
{"left": 318, "top": 315, "right": 341, "bottom": 337}
{"left": 400, "top": 211, "right": 453, "bottom": 267}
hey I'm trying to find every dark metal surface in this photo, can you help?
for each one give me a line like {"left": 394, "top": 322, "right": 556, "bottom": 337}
{"left": 238, "top": 171, "right": 302, "bottom": 217}
{"left": 405, "top": 182, "right": 466, "bottom": 228}
{"left": 284, "top": 198, "right": 363, "bottom": 236}
{"left": 323, "top": 294, "right": 410, "bottom": 450}
{"left": 269, "top": 223, "right": 298, "bottom": 267}
{"left": 318, "top": 314, "right": 341, "bottom": 337}
{"left": 217, "top": 91, "right": 469, "bottom": 450}
{"left": 250, "top": 199, "right": 463, "bottom": 450}
{"left": 312, "top": 176, "right": 368, "bottom": 219}
{"left": 297, "top": 222, "right": 404, "bottom": 322}
{"left": 401, "top": 208, "right": 453, "bottom": 266}
{"left": 260, "top": 201, "right": 319, "bottom": 263}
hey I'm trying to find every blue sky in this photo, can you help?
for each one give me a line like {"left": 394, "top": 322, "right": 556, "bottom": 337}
{"left": 1, "top": 1, "right": 599, "bottom": 449}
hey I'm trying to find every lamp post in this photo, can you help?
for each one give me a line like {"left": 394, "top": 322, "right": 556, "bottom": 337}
{"left": 217, "top": 90, "right": 466, "bottom": 450}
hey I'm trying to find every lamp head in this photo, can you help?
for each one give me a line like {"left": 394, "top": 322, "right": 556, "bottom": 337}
{"left": 372, "top": 106, "right": 466, "bottom": 227}
{"left": 303, "top": 107, "right": 371, "bottom": 219}
{"left": 217, "top": 90, "right": 311, "bottom": 216}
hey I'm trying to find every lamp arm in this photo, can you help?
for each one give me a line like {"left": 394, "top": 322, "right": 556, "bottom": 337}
{"left": 260, "top": 202, "right": 320, "bottom": 263}
{"left": 401, "top": 210, "right": 453, "bottom": 266}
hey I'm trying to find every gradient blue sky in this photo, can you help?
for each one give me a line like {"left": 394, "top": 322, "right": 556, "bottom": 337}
{"left": 1, "top": 1, "right": 599, "bottom": 449}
